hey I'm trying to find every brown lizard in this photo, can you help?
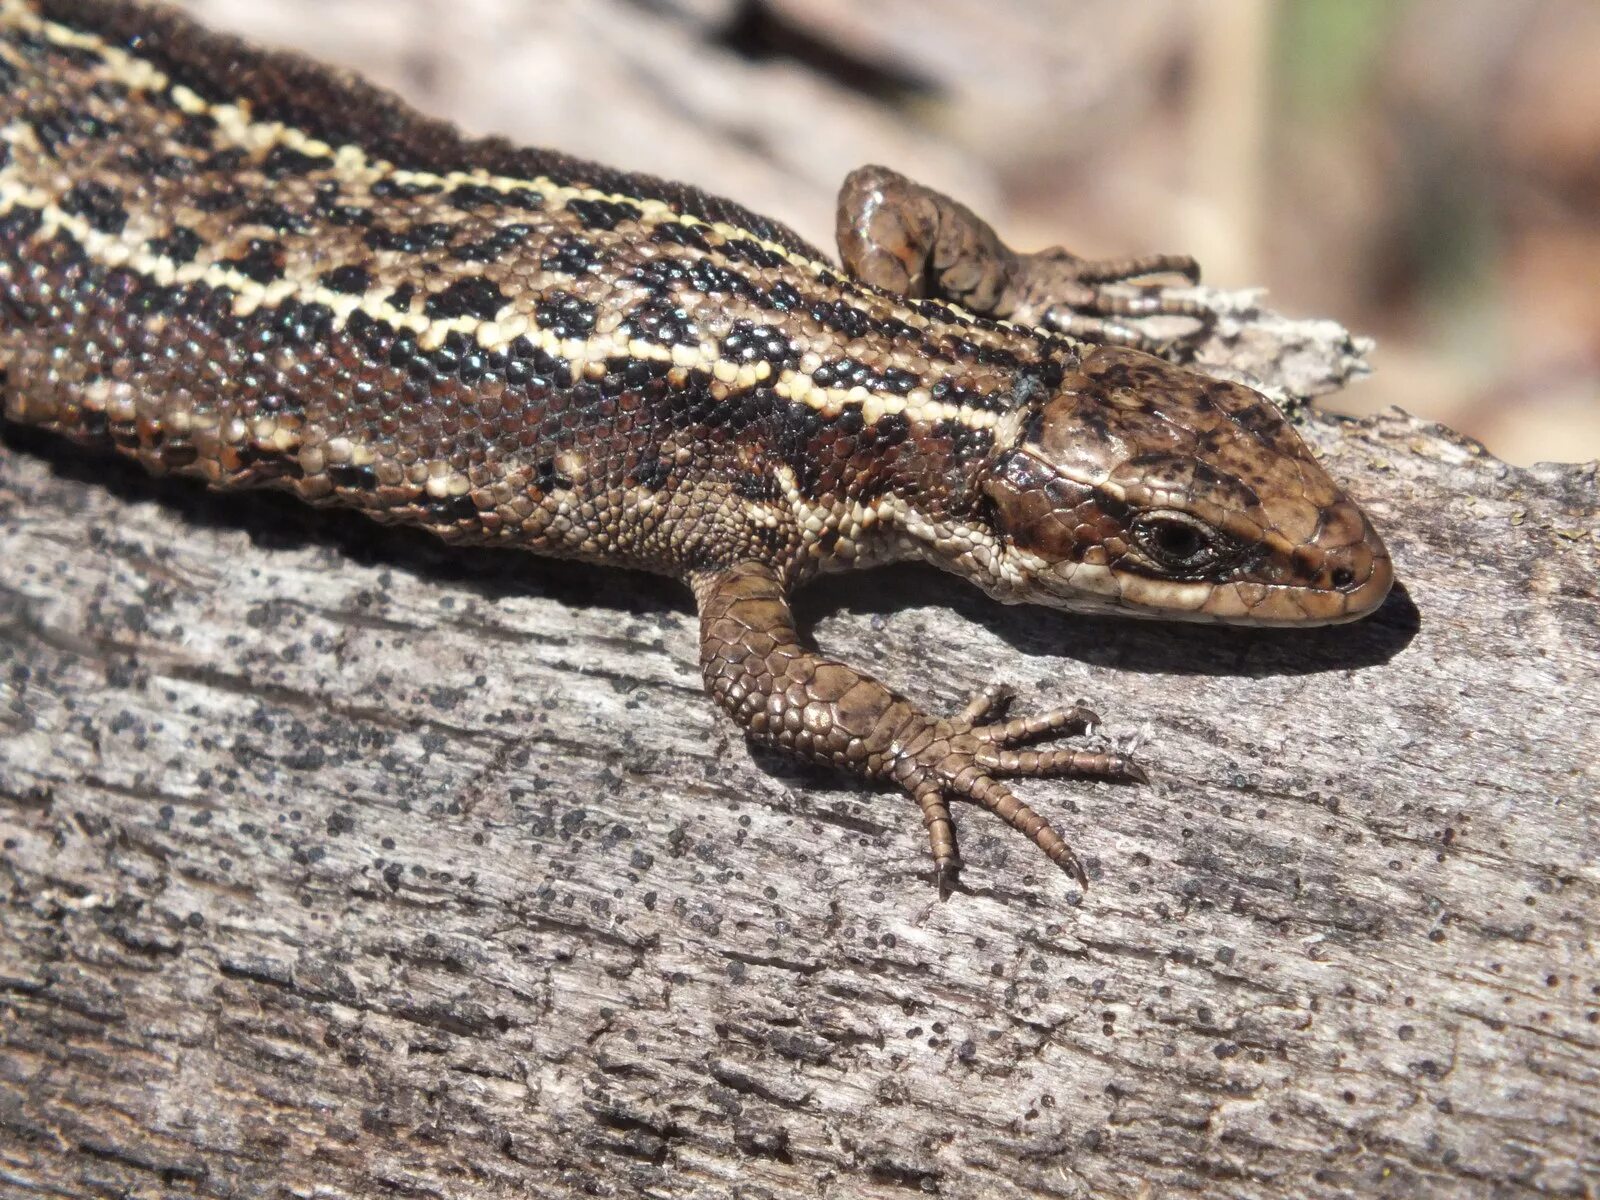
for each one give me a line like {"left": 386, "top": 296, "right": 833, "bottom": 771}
{"left": 0, "top": 0, "right": 1392, "bottom": 890}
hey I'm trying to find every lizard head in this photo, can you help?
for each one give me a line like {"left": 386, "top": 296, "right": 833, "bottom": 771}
{"left": 968, "top": 346, "right": 1392, "bottom": 625}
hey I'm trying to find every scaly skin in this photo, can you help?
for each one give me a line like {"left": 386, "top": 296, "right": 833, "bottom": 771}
{"left": 0, "top": 0, "right": 1393, "bottom": 889}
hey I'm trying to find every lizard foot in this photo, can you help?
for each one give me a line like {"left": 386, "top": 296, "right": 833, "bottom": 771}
{"left": 893, "top": 684, "right": 1146, "bottom": 895}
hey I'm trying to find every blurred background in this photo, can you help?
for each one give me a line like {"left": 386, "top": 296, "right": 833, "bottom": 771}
{"left": 182, "top": 0, "right": 1600, "bottom": 466}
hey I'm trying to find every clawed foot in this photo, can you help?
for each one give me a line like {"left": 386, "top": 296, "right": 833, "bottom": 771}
{"left": 892, "top": 683, "right": 1146, "bottom": 895}
{"left": 1010, "top": 249, "right": 1213, "bottom": 355}
{"left": 694, "top": 561, "right": 1146, "bottom": 899}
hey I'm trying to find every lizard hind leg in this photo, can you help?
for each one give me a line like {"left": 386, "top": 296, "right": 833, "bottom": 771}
{"left": 835, "top": 163, "right": 1207, "bottom": 353}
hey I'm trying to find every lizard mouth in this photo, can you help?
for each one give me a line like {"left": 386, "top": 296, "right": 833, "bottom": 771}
{"left": 998, "top": 503, "right": 1395, "bottom": 626}
{"left": 1115, "top": 510, "right": 1395, "bottom": 625}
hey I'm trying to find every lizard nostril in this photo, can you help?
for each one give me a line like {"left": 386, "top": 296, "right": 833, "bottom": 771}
{"left": 1330, "top": 566, "right": 1356, "bottom": 590}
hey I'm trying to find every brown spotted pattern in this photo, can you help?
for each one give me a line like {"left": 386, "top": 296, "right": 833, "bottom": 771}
{"left": 0, "top": 0, "right": 1391, "bottom": 887}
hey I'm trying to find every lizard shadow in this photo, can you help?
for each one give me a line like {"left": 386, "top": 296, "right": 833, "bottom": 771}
{"left": 795, "top": 561, "right": 1419, "bottom": 679}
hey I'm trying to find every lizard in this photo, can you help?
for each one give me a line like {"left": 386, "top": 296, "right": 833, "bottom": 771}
{"left": 0, "top": 0, "right": 1393, "bottom": 891}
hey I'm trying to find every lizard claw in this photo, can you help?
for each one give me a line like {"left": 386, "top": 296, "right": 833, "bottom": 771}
{"left": 894, "top": 687, "right": 1144, "bottom": 890}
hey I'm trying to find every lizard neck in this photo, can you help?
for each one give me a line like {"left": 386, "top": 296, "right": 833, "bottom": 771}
{"left": 790, "top": 358, "right": 1062, "bottom": 586}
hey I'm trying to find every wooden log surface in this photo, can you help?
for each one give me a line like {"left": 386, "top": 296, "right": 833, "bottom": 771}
{"left": 3, "top": 3, "right": 1599, "bottom": 1198}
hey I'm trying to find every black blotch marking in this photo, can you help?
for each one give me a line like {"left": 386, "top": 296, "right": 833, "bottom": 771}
{"left": 721, "top": 320, "right": 796, "bottom": 369}
{"left": 624, "top": 297, "right": 696, "bottom": 347}
{"left": 872, "top": 411, "right": 911, "bottom": 446}
{"left": 1088, "top": 485, "right": 1133, "bottom": 524}
{"left": 147, "top": 226, "right": 203, "bottom": 263}
{"left": 69, "top": 113, "right": 122, "bottom": 141}
{"left": 241, "top": 203, "right": 312, "bottom": 234}
{"left": 126, "top": 282, "right": 183, "bottom": 317}
{"left": 388, "top": 283, "right": 418, "bottom": 310}
{"left": 506, "top": 336, "right": 571, "bottom": 389}
{"left": 0, "top": 206, "right": 44, "bottom": 246}
{"left": 565, "top": 198, "right": 642, "bottom": 230}
{"left": 764, "top": 281, "right": 803, "bottom": 312}
{"left": 880, "top": 367, "right": 919, "bottom": 395}
{"left": 931, "top": 379, "right": 1010, "bottom": 415}
{"left": 535, "top": 291, "right": 597, "bottom": 339}
{"left": 26, "top": 103, "right": 132, "bottom": 155}
{"left": 933, "top": 419, "right": 994, "bottom": 464}
{"left": 370, "top": 178, "right": 443, "bottom": 199}
{"left": 628, "top": 257, "right": 686, "bottom": 297}
{"left": 448, "top": 184, "right": 542, "bottom": 211}
{"left": 118, "top": 147, "right": 188, "bottom": 180}
{"left": 812, "top": 358, "right": 885, "bottom": 390}
{"left": 456, "top": 344, "right": 490, "bottom": 384}
{"left": 424, "top": 330, "right": 489, "bottom": 384}
{"left": 320, "top": 265, "right": 373, "bottom": 295}
{"left": 878, "top": 316, "right": 925, "bottom": 346}
{"left": 651, "top": 222, "right": 712, "bottom": 253}
{"left": 452, "top": 224, "right": 534, "bottom": 263}
{"left": 684, "top": 257, "right": 761, "bottom": 303}
{"left": 365, "top": 222, "right": 456, "bottom": 253}
{"left": 425, "top": 277, "right": 508, "bottom": 321}
{"left": 426, "top": 493, "right": 481, "bottom": 521}
{"left": 9, "top": 31, "right": 50, "bottom": 60}
{"left": 224, "top": 240, "right": 285, "bottom": 284}
{"left": 329, "top": 464, "right": 379, "bottom": 490}
{"left": 169, "top": 113, "right": 217, "bottom": 149}
{"left": 809, "top": 298, "right": 872, "bottom": 340}
{"left": 61, "top": 181, "right": 128, "bottom": 235}
{"left": 719, "top": 236, "right": 785, "bottom": 271}
{"left": 605, "top": 355, "right": 670, "bottom": 396}
{"left": 269, "top": 300, "right": 335, "bottom": 346}
{"left": 774, "top": 402, "right": 826, "bottom": 496}
{"left": 630, "top": 458, "right": 672, "bottom": 491}
{"left": 941, "top": 334, "right": 1023, "bottom": 371}
{"left": 534, "top": 458, "right": 575, "bottom": 493}
{"left": 755, "top": 524, "right": 788, "bottom": 555}
{"left": 28, "top": 109, "right": 76, "bottom": 155}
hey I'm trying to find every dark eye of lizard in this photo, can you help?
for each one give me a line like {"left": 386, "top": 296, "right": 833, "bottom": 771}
{"left": 1131, "top": 512, "right": 1232, "bottom": 575}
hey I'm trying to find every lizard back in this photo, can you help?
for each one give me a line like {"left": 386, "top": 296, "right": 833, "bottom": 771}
{"left": 0, "top": 0, "right": 1066, "bottom": 582}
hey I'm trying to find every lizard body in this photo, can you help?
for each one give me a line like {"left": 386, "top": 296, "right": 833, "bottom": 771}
{"left": 0, "top": 0, "right": 1392, "bottom": 888}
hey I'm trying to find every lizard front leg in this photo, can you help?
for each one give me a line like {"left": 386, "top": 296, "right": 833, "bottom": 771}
{"left": 693, "top": 562, "right": 1144, "bottom": 892}
{"left": 835, "top": 163, "right": 1205, "bottom": 350}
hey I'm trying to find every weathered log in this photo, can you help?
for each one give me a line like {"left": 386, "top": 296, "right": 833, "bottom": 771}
{"left": 3, "top": 1, "right": 1598, "bottom": 1193}
{"left": 2, "top": 271, "right": 1597, "bottom": 1200}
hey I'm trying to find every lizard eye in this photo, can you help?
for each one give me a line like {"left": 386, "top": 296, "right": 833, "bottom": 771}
{"left": 1130, "top": 511, "right": 1229, "bottom": 574}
